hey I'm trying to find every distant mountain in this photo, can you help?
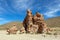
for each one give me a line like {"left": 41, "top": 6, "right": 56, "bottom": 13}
{"left": 0, "top": 17, "right": 60, "bottom": 30}
{"left": 0, "top": 21, "right": 23, "bottom": 30}
{"left": 45, "top": 16, "right": 60, "bottom": 27}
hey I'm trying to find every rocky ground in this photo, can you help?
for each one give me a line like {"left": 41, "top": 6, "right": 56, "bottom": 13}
{"left": 0, "top": 30, "right": 60, "bottom": 40}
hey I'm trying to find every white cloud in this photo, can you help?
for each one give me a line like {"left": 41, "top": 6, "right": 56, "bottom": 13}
{"left": 11, "top": 0, "right": 33, "bottom": 10}
{"left": 44, "top": 0, "right": 60, "bottom": 18}
{"left": 44, "top": 9, "right": 59, "bottom": 17}
{"left": 0, "top": 7, "right": 6, "bottom": 14}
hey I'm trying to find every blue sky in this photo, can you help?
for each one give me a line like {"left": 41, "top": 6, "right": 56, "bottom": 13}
{"left": 0, "top": 0, "right": 60, "bottom": 25}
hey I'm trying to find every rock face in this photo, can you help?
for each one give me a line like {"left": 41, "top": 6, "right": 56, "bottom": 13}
{"left": 23, "top": 9, "right": 33, "bottom": 33}
{"left": 23, "top": 9, "right": 47, "bottom": 33}
{"left": 33, "top": 12, "right": 47, "bottom": 33}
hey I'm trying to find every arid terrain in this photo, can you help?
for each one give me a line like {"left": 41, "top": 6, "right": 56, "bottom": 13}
{"left": 0, "top": 30, "right": 60, "bottom": 40}
{"left": 0, "top": 17, "right": 60, "bottom": 40}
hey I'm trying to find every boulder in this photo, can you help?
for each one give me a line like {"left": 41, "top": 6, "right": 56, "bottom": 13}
{"left": 19, "top": 26, "right": 26, "bottom": 34}
{"left": 7, "top": 25, "right": 18, "bottom": 34}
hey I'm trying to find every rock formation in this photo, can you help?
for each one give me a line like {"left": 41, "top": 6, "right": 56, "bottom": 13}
{"left": 7, "top": 25, "right": 18, "bottom": 34}
{"left": 19, "top": 26, "right": 26, "bottom": 34}
{"left": 23, "top": 9, "right": 33, "bottom": 33}
{"left": 23, "top": 9, "right": 47, "bottom": 33}
{"left": 33, "top": 12, "right": 47, "bottom": 33}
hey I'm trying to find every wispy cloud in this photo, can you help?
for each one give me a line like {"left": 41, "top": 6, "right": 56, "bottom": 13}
{"left": 11, "top": 0, "right": 34, "bottom": 10}
{"left": 43, "top": 0, "right": 60, "bottom": 18}
{"left": 44, "top": 9, "right": 60, "bottom": 17}
{"left": 0, "top": 7, "right": 6, "bottom": 14}
{"left": 0, "top": 0, "right": 60, "bottom": 25}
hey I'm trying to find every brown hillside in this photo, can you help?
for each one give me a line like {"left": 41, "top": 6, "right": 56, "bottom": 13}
{"left": 0, "top": 21, "right": 23, "bottom": 30}
{"left": 45, "top": 16, "right": 60, "bottom": 27}
{"left": 0, "top": 17, "right": 60, "bottom": 30}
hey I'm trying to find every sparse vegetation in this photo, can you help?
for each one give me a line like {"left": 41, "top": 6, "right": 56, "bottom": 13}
{"left": 0, "top": 21, "right": 23, "bottom": 30}
{"left": 45, "top": 16, "right": 60, "bottom": 27}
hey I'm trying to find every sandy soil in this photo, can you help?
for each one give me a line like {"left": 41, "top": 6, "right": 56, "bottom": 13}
{"left": 0, "top": 30, "right": 60, "bottom": 40}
